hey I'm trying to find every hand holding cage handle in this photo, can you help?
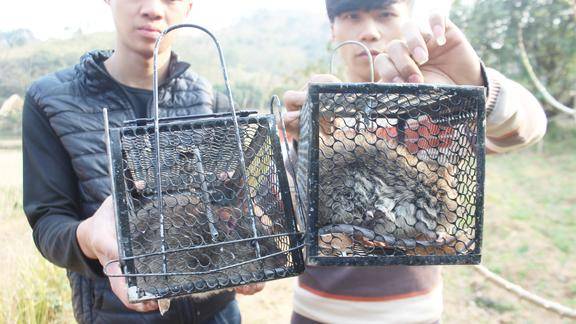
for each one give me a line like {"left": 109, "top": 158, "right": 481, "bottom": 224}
{"left": 103, "top": 24, "right": 306, "bottom": 280}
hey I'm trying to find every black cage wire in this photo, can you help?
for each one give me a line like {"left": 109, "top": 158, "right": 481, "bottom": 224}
{"left": 296, "top": 41, "right": 486, "bottom": 266}
{"left": 103, "top": 24, "right": 304, "bottom": 303}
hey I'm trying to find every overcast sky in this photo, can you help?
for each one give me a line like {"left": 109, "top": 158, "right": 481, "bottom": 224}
{"left": 0, "top": 0, "right": 452, "bottom": 40}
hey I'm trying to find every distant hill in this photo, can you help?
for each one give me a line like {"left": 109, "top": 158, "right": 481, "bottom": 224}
{"left": 0, "top": 32, "right": 115, "bottom": 104}
{"left": 0, "top": 10, "right": 330, "bottom": 109}
{"left": 0, "top": 29, "right": 37, "bottom": 48}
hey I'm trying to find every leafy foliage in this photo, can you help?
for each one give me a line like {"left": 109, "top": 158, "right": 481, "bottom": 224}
{"left": 452, "top": 0, "right": 576, "bottom": 115}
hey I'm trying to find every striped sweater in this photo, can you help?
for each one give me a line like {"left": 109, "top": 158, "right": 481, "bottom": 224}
{"left": 291, "top": 68, "right": 548, "bottom": 324}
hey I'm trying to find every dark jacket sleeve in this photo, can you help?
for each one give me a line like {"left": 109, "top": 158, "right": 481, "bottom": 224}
{"left": 22, "top": 93, "right": 103, "bottom": 278}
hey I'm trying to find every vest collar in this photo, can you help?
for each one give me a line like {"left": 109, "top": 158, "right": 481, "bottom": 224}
{"left": 76, "top": 50, "right": 190, "bottom": 93}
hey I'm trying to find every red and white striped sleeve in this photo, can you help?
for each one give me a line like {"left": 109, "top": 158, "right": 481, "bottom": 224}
{"left": 484, "top": 68, "right": 548, "bottom": 154}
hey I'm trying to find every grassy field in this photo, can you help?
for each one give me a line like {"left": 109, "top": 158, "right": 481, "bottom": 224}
{"left": 0, "top": 125, "right": 574, "bottom": 324}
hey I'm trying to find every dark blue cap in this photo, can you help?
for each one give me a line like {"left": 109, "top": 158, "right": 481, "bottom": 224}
{"left": 326, "top": 0, "right": 398, "bottom": 22}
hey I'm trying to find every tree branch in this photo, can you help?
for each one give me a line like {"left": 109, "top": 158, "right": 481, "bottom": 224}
{"left": 517, "top": 19, "right": 575, "bottom": 115}
{"left": 474, "top": 265, "right": 576, "bottom": 319}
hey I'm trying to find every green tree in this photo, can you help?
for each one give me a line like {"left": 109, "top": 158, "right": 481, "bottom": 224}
{"left": 452, "top": 0, "right": 576, "bottom": 116}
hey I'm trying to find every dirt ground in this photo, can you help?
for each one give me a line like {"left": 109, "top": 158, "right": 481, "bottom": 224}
{"left": 1, "top": 136, "right": 575, "bottom": 323}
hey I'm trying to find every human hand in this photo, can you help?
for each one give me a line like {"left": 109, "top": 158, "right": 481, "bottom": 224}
{"left": 374, "top": 13, "right": 484, "bottom": 87}
{"left": 282, "top": 74, "right": 342, "bottom": 140}
{"left": 234, "top": 283, "right": 265, "bottom": 295}
{"left": 76, "top": 196, "right": 159, "bottom": 312}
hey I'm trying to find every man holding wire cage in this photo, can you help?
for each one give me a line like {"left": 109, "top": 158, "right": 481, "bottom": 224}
{"left": 22, "top": 1, "right": 263, "bottom": 323}
{"left": 283, "top": 0, "right": 548, "bottom": 323}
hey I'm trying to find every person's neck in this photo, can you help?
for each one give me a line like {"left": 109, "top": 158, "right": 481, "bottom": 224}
{"left": 104, "top": 44, "right": 172, "bottom": 90}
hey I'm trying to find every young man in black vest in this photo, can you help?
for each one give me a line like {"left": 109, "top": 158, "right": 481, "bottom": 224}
{"left": 284, "top": 0, "right": 547, "bottom": 323}
{"left": 22, "top": 1, "right": 262, "bottom": 323}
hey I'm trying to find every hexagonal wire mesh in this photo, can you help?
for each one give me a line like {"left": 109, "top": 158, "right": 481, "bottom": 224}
{"left": 297, "top": 41, "right": 486, "bottom": 266}
{"left": 103, "top": 24, "right": 304, "bottom": 303}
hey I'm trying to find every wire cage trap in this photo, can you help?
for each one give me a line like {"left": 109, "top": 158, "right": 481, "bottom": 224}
{"left": 104, "top": 24, "right": 304, "bottom": 303}
{"left": 297, "top": 41, "right": 486, "bottom": 266}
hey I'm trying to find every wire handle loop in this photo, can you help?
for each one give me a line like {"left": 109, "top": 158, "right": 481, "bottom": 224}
{"left": 330, "top": 40, "right": 375, "bottom": 83}
{"left": 152, "top": 24, "right": 260, "bottom": 267}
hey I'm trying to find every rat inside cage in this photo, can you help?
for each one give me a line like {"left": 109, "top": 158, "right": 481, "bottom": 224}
{"left": 297, "top": 83, "right": 486, "bottom": 266}
{"left": 297, "top": 42, "right": 486, "bottom": 266}
{"left": 103, "top": 24, "right": 304, "bottom": 303}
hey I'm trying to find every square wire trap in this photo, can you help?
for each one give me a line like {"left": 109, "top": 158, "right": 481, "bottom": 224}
{"left": 297, "top": 83, "right": 486, "bottom": 266}
{"left": 107, "top": 112, "right": 304, "bottom": 302}
{"left": 103, "top": 24, "right": 304, "bottom": 303}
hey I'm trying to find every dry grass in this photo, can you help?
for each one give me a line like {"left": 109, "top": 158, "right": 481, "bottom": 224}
{"left": 1, "top": 127, "right": 575, "bottom": 323}
{"left": 0, "top": 149, "right": 73, "bottom": 324}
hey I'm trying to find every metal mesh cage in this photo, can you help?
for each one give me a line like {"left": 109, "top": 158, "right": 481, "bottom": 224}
{"left": 297, "top": 83, "right": 486, "bottom": 266}
{"left": 103, "top": 24, "right": 304, "bottom": 303}
{"left": 107, "top": 112, "right": 304, "bottom": 302}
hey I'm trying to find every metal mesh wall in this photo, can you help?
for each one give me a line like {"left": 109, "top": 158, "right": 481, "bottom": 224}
{"left": 297, "top": 83, "right": 486, "bottom": 266}
{"left": 108, "top": 113, "right": 304, "bottom": 302}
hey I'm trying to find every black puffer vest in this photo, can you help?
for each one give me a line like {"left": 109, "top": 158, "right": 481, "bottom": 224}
{"left": 26, "top": 50, "right": 235, "bottom": 324}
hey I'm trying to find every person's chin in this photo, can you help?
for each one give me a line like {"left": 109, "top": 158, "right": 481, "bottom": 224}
{"left": 130, "top": 44, "right": 156, "bottom": 60}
